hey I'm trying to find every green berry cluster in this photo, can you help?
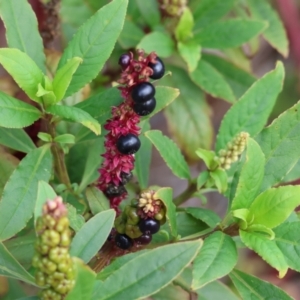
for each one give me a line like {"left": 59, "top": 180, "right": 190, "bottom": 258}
{"left": 32, "top": 196, "right": 74, "bottom": 300}
{"left": 159, "top": 0, "right": 187, "bottom": 17}
{"left": 218, "top": 132, "right": 249, "bottom": 169}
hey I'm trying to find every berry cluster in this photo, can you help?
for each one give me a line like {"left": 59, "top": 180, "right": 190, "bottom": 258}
{"left": 217, "top": 132, "right": 249, "bottom": 169}
{"left": 114, "top": 190, "right": 166, "bottom": 250}
{"left": 97, "top": 51, "right": 165, "bottom": 209}
{"left": 32, "top": 197, "right": 74, "bottom": 300}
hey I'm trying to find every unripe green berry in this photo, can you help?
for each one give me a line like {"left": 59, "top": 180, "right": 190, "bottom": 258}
{"left": 35, "top": 271, "right": 47, "bottom": 287}
{"left": 59, "top": 231, "right": 70, "bottom": 247}
{"left": 41, "top": 230, "right": 61, "bottom": 247}
{"left": 49, "top": 247, "right": 69, "bottom": 264}
{"left": 125, "top": 224, "right": 143, "bottom": 239}
{"left": 55, "top": 217, "right": 69, "bottom": 233}
{"left": 41, "top": 257, "right": 57, "bottom": 274}
{"left": 127, "top": 207, "right": 140, "bottom": 225}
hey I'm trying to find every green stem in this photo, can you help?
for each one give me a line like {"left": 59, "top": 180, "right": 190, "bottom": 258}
{"left": 179, "top": 227, "right": 215, "bottom": 241}
{"left": 173, "top": 181, "right": 197, "bottom": 206}
{"left": 45, "top": 115, "right": 72, "bottom": 190}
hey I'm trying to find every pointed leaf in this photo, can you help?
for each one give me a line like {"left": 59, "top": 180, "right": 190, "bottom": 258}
{"left": 0, "top": 92, "right": 41, "bottom": 128}
{"left": 175, "top": 8, "right": 194, "bottom": 41}
{"left": 0, "top": 0, "right": 46, "bottom": 72}
{"left": 70, "top": 210, "right": 115, "bottom": 263}
{"left": 249, "top": 186, "right": 300, "bottom": 229}
{"left": 247, "top": 0, "right": 289, "bottom": 57}
{"left": 58, "top": 0, "right": 128, "bottom": 97}
{"left": 0, "top": 242, "right": 36, "bottom": 285}
{"left": 216, "top": 61, "right": 284, "bottom": 151}
{"left": 85, "top": 187, "right": 110, "bottom": 215}
{"left": 66, "top": 203, "right": 85, "bottom": 232}
{"left": 0, "top": 48, "right": 44, "bottom": 102}
{"left": 154, "top": 187, "right": 177, "bottom": 237}
{"left": 65, "top": 258, "right": 96, "bottom": 300}
{"left": 95, "top": 240, "right": 202, "bottom": 300}
{"left": 145, "top": 130, "right": 191, "bottom": 180}
{"left": 194, "top": 19, "right": 267, "bottom": 49}
{"left": 135, "top": 0, "right": 160, "bottom": 29}
{"left": 0, "top": 128, "right": 35, "bottom": 153}
{"left": 192, "top": 232, "right": 237, "bottom": 289}
{"left": 53, "top": 57, "right": 82, "bottom": 102}
{"left": 230, "top": 269, "right": 293, "bottom": 300}
{"left": 256, "top": 100, "right": 300, "bottom": 191}
{"left": 46, "top": 105, "right": 101, "bottom": 135}
{"left": 190, "top": 60, "right": 236, "bottom": 103}
{"left": 0, "top": 146, "right": 52, "bottom": 241}
{"left": 231, "top": 138, "right": 265, "bottom": 210}
{"left": 185, "top": 207, "right": 220, "bottom": 228}
{"left": 178, "top": 41, "right": 201, "bottom": 73}
{"left": 210, "top": 168, "right": 228, "bottom": 193}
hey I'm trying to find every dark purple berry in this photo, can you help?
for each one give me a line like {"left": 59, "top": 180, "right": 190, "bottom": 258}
{"left": 121, "top": 172, "right": 133, "bottom": 185}
{"left": 138, "top": 218, "right": 160, "bottom": 234}
{"left": 131, "top": 82, "right": 155, "bottom": 104}
{"left": 105, "top": 184, "right": 126, "bottom": 198}
{"left": 116, "top": 133, "right": 141, "bottom": 155}
{"left": 133, "top": 97, "right": 156, "bottom": 116}
{"left": 135, "top": 233, "right": 152, "bottom": 245}
{"left": 149, "top": 57, "right": 165, "bottom": 80}
{"left": 118, "top": 53, "right": 131, "bottom": 70}
{"left": 115, "top": 234, "right": 132, "bottom": 250}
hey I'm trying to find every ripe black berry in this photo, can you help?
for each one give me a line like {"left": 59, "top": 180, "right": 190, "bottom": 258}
{"left": 131, "top": 82, "right": 155, "bottom": 104}
{"left": 138, "top": 218, "right": 160, "bottom": 234}
{"left": 135, "top": 233, "right": 152, "bottom": 245}
{"left": 149, "top": 57, "right": 165, "bottom": 80}
{"left": 105, "top": 184, "right": 126, "bottom": 198}
{"left": 115, "top": 234, "right": 132, "bottom": 250}
{"left": 133, "top": 97, "right": 156, "bottom": 116}
{"left": 120, "top": 172, "right": 133, "bottom": 185}
{"left": 116, "top": 134, "right": 141, "bottom": 155}
{"left": 118, "top": 53, "right": 131, "bottom": 70}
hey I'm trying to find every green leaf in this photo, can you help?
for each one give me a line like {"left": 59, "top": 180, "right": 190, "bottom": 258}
{"left": 197, "top": 171, "right": 209, "bottom": 190}
{"left": 46, "top": 105, "right": 101, "bottom": 135}
{"left": 54, "top": 134, "right": 75, "bottom": 144}
{"left": 134, "top": 121, "right": 151, "bottom": 189}
{"left": 58, "top": 0, "right": 128, "bottom": 97}
{"left": 230, "top": 269, "right": 293, "bottom": 300}
{"left": 154, "top": 187, "right": 177, "bottom": 238}
{"left": 0, "top": 91, "right": 41, "bottom": 128}
{"left": 192, "top": 232, "right": 237, "bottom": 289}
{"left": 95, "top": 240, "right": 202, "bottom": 300}
{"left": 240, "top": 230, "right": 288, "bottom": 276}
{"left": 145, "top": 130, "right": 191, "bottom": 180}
{"left": 37, "top": 132, "right": 52, "bottom": 142}
{"left": 0, "top": 146, "right": 52, "bottom": 241}
{"left": 66, "top": 203, "right": 85, "bottom": 232}
{"left": 162, "top": 66, "right": 213, "bottom": 162}
{"left": 152, "top": 283, "right": 190, "bottom": 300}
{"left": 175, "top": 8, "right": 194, "bottom": 41}
{"left": 197, "top": 280, "right": 240, "bottom": 300}
{"left": 256, "top": 101, "right": 300, "bottom": 191}
{"left": 274, "top": 221, "right": 300, "bottom": 272}
{"left": 190, "top": 60, "right": 236, "bottom": 103}
{"left": 195, "top": 149, "right": 217, "bottom": 170}
{"left": 118, "top": 19, "right": 144, "bottom": 49}
{"left": 249, "top": 186, "right": 300, "bottom": 229}
{"left": 0, "top": 128, "right": 35, "bottom": 153}
{"left": 36, "top": 82, "right": 56, "bottom": 105}
{"left": 0, "top": 48, "right": 44, "bottom": 102}
{"left": 185, "top": 207, "right": 220, "bottom": 228}
{"left": 0, "top": 0, "right": 46, "bottom": 72}
{"left": 85, "top": 187, "right": 110, "bottom": 215}
{"left": 194, "top": 19, "right": 267, "bottom": 49}
{"left": 0, "top": 152, "right": 18, "bottom": 197}
{"left": 192, "top": 0, "right": 236, "bottom": 30}
{"left": 70, "top": 209, "right": 115, "bottom": 263}
{"left": 202, "top": 54, "right": 256, "bottom": 99}
{"left": 231, "top": 138, "right": 265, "bottom": 210}
{"left": 137, "top": 31, "right": 175, "bottom": 58}
{"left": 53, "top": 57, "right": 82, "bottom": 102}
{"left": 216, "top": 61, "right": 284, "bottom": 151}
{"left": 135, "top": 0, "right": 160, "bottom": 29}
{"left": 247, "top": 0, "right": 289, "bottom": 57}
{"left": 65, "top": 258, "right": 96, "bottom": 300}
{"left": 178, "top": 41, "right": 201, "bottom": 73}
{"left": 35, "top": 181, "right": 57, "bottom": 225}
{"left": 210, "top": 169, "right": 228, "bottom": 194}
{"left": 3, "top": 278, "right": 27, "bottom": 300}
{"left": 0, "top": 242, "right": 36, "bottom": 285}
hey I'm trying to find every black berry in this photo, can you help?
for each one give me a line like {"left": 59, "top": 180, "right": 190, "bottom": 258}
{"left": 105, "top": 184, "right": 126, "bottom": 198}
{"left": 138, "top": 218, "right": 160, "bottom": 234}
{"left": 121, "top": 172, "right": 133, "bottom": 185}
{"left": 149, "top": 57, "right": 165, "bottom": 80}
{"left": 116, "top": 134, "right": 141, "bottom": 155}
{"left": 135, "top": 233, "right": 152, "bottom": 245}
{"left": 115, "top": 234, "right": 132, "bottom": 250}
{"left": 118, "top": 53, "right": 131, "bottom": 70}
{"left": 133, "top": 97, "right": 156, "bottom": 116}
{"left": 131, "top": 82, "right": 155, "bottom": 104}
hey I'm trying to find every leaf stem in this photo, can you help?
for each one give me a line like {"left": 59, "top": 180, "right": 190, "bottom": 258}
{"left": 173, "top": 181, "right": 197, "bottom": 206}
